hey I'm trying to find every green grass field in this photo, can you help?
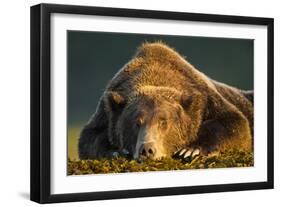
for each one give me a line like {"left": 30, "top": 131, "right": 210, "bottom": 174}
{"left": 68, "top": 126, "right": 254, "bottom": 175}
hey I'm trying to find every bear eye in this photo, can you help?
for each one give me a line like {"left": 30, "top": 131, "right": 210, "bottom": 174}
{"left": 159, "top": 119, "right": 167, "bottom": 129}
{"left": 136, "top": 117, "right": 144, "bottom": 128}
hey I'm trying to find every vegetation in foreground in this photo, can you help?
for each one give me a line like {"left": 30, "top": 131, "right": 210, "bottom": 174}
{"left": 67, "top": 149, "right": 253, "bottom": 175}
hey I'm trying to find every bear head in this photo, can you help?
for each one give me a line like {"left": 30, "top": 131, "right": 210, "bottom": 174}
{"left": 106, "top": 86, "right": 201, "bottom": 160}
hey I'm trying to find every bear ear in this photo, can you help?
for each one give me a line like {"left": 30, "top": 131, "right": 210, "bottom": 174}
{"left": 108, "top": 91, "right": 126, "bottom": 110}
{"left": 180, "top": 93, "right": 193, "bottom": 110}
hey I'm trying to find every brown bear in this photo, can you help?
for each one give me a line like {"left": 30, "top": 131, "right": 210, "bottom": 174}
{"left": 78, "top": 42, "right": 253, "bottom": 161}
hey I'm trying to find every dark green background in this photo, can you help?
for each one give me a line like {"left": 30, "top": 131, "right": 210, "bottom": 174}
{"left": 67, "top": 31, "right": 253, "bottom": 126}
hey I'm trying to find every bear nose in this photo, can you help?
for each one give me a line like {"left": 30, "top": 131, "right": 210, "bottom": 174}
{"left": 139, "top": 142, "right": 156, "bottom": 158}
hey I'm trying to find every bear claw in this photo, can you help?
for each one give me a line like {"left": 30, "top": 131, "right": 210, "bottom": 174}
{"left": 111, "top": 151, "right": 120, "bottom": 158}
{"left": 173, "top": 147, "right": 200, "bottom": 162}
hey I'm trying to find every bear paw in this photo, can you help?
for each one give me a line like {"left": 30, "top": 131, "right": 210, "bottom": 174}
{"left": 173, "top": 147, "right": 200, "bottom": 162}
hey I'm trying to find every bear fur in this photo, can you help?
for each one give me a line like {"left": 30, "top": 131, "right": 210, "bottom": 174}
{"left": 78, "top": 42, "right": 253, "bottom": 160}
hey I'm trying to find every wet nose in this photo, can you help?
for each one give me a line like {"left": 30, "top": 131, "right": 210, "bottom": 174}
{"left": 139, "top": 142, "right": 156, "bottom": 158}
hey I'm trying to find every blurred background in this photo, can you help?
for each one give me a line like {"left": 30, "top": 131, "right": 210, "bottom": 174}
{"left": 67, "top": 31, "right": 253, "bottom": 160}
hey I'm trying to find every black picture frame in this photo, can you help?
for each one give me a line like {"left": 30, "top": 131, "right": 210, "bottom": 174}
{"left": 30, "top": 3, "right": 274, "bottom": 204}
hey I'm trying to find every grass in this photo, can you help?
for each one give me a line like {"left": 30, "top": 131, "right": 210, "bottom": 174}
{"left": 68, "top": 149, "right": 253, "bottom": 175}
{"left": 68, "top": 125, "right": 253, "bottom": 175}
